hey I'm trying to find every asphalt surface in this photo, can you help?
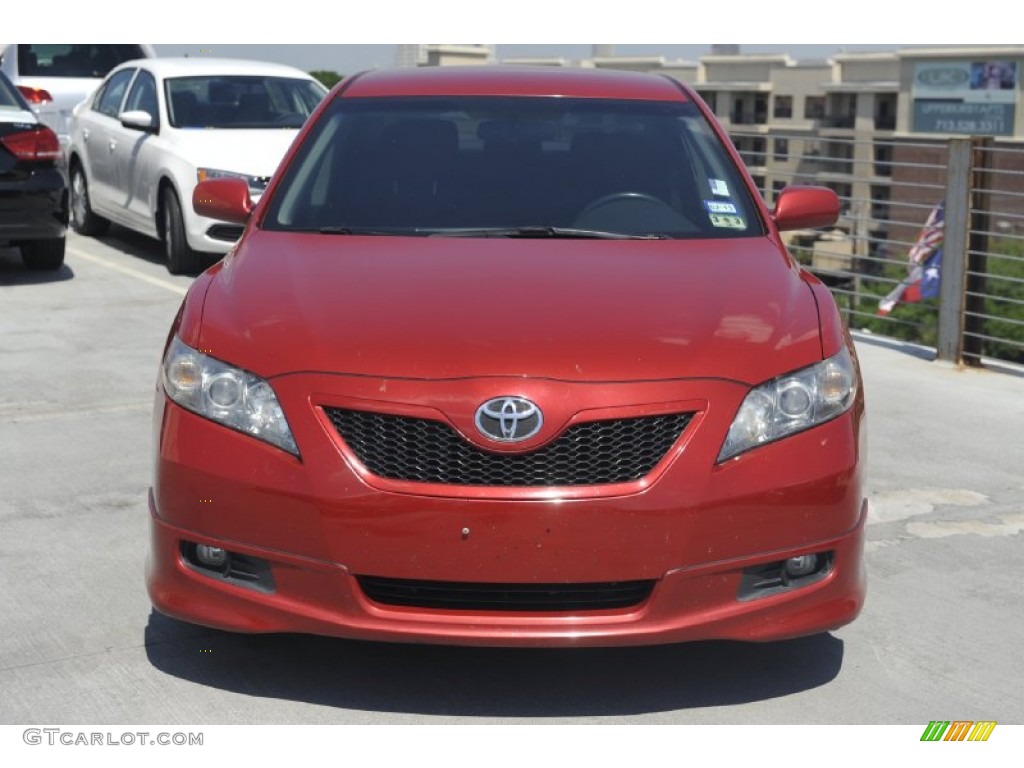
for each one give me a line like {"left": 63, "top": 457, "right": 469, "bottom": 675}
{"left": 1, "top": 228, "right": 1022, "bottom": 725}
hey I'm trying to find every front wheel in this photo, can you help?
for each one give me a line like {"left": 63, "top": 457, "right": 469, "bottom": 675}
{"left": 162, "top": 190, "right": 204, "bottom": 275}
{"left": 70, "top": 164, "right": 110, "bottom": 237}
{"left": 20, "top": 238, "right": 66, "bottom": 270}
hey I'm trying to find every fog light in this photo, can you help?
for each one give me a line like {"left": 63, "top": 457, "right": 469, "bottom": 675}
{"left": 196, "top": 544, "right": 228, "bottom": 568}
{"left": 785, "top": 554, "right": 819, "bottom": 578}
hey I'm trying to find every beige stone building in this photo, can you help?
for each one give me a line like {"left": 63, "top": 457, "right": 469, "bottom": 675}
{"left": 498, "top": 45, "right": 1024, "bottom": 259}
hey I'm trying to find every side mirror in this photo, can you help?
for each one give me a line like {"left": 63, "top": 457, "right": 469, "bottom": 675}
{"left": 119, "top": 110, "right": 157, "bottom": 133}
{"left": 193, "top": 177, "right": 252, "bottom": 225}
{"left": 772, "top": 186, "right": 840, "bottom": 232}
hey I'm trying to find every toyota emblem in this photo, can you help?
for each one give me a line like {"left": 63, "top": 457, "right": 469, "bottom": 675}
{"left": 474, "top": 397, "right": 543, "bottom": 442}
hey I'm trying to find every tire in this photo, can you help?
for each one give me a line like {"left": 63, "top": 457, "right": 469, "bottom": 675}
{"left": 70, "top": 163, "right": 110, "bottom": 237}
{"left": 162, "top": 189, "right": 204, "bottom": 275}
{"left": 20, "top": 237, "right": 66, "bottom": 271}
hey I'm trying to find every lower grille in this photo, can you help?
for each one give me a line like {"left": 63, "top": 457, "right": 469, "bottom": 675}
{"left": 357, "top": 576, "right": 656, "bottom": 611}
{"left": 206, "top": 224, "right": 244, "bottom": 241}
{"left": 325, "top": 408, "right": 692, "bottom": 486}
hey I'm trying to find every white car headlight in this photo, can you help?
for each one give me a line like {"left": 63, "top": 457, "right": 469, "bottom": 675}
{"left": 718, "top": 346, "right": 857, "bottom": 462}
{"left": 162, "top": 336, "right": 298, "bottom": 456}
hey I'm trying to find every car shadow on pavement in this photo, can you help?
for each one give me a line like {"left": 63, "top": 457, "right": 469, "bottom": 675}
{"left": 97, "top": 225, "right": 220, "bottom": 274}
{"left": 0, "top": 248, "right": 75, "bottom": 284}
{"left": 94, "top": 226, "right": 166, "bottom": 266}
{"left": 144, "top": 611, "right": 844, "bottom": 717}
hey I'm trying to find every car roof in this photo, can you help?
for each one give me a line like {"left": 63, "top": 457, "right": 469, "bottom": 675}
{"left": 339, "top": 66, "right": 689, "bottom": 102}
{"left": 111, "top": 57, "right": 318, "bottom": 80}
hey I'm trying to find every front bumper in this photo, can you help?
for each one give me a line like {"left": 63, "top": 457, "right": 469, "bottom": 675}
{"left": 147, "top": 372, "right": 866, "bottom": 647}
{"left": 184, "top": 190, "right": 260, "bottom": 254}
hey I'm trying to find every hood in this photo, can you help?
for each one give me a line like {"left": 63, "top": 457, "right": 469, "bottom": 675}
{"left": 169, "top": 128, "right": 299, "bottom": 177}
{"left": 197, "top": 233, "right": 823, "bottom": 385}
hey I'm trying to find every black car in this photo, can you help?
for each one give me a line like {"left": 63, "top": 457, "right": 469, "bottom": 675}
{"left": 0, "top": 70, "right": 68, "bottom": 270}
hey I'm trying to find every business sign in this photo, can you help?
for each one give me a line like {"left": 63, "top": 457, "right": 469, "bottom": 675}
{"left": 912, "top": 61, "right": 1018, "bottom": 136}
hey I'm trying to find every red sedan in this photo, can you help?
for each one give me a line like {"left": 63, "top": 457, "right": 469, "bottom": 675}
{"left": 147, "top": 66, "right": 866, "bottom": 646}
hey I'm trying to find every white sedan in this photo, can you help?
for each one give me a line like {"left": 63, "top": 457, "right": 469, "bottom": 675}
{"left": 67, "top": 57, "right": 328, "bottom": 273}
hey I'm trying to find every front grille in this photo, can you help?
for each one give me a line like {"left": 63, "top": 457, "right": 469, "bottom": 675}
{"left": 325, "top": 408, "right": 692, "bottom": 486}
{"left": 357, "top": 576, "right": 656, "bottom": 611}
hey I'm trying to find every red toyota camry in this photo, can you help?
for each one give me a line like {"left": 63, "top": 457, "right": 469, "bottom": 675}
{"left": 147, "top": 66, "right": 866, "bottom": 646}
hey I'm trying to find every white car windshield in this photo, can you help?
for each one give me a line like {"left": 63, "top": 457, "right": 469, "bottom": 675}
{"left": 165, "top": 75, "right": 325, "bottom": 130}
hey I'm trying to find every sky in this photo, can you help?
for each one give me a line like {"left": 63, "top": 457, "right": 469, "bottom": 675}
{"left": 20, "top": 0, "right": 1020, "bottom": 75}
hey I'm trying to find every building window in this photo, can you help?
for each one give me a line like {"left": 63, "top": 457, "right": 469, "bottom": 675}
{"left": 772, "top": 180, "right": 787, "bottom": 203}
{"left": 697, "top": 90, "right": 717, "bottom": 113}
{"left": 804, "top": 96, "right": 826, "bottom": 119}
{"left": 750, "top": 137, "right": 766, "bottom": 166}
{"left": 754, "top": 95, "right": 768, "bottom": 124}
{"left": 773, "top": 138, "right": 789, "bottom": 161}
{"left": 773, "top": 95, "right": 793, "bottom": 119}
{"left": 874, "top": 144, "right": 893, "bottom": 177}
{"left": 825, "top": 140, "right": 853, "bottom": 175}
{"left": 875, "top": 95, "right": 896, "bottom": 130}
{"left": 871, "top": 184, "right": 891, "bottom": 222}
{"left": 732, "top": 97, "right": 746, "bottom": 124}
{"left": 799, "top": 140, "right": 823, "bottom": 169}
{"left": 826, "top": 182, "right": 851, "bottom": 214}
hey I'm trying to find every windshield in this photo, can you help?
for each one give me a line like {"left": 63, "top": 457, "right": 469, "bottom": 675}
{"left": 264, "top": 95, "right": 763, "bottom": 239}
{"left": 165, "top": 75, "right": 327, "bottom": 129}
{"left": 17, "top": 45, "right": 146, "bottom": 78}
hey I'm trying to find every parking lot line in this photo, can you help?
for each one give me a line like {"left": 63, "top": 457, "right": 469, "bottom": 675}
{"left": 68, "top": 246, "right": 189, "bottom": 296}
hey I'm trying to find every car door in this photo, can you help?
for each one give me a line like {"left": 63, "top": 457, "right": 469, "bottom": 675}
{"left": 111, "top": 67, "right": 161, "bottom": 234}
{"left": 79, "top": 67, "right": 136, "bottom": 219}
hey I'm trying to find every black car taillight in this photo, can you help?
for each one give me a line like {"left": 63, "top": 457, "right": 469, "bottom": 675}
{"left": 0, "top": 125, "right": 61, "bottom": 163}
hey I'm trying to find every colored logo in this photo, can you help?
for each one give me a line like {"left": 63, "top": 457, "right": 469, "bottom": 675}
{"left": 920, "top": 721, "right": 996, "bottom": 742}
{"left": 475, "top": 397, "right": 543, "bottom": 442}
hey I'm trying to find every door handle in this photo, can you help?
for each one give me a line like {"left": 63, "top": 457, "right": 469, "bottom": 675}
{"left": 108, "top": 140, "right": 117, "bottom": 153}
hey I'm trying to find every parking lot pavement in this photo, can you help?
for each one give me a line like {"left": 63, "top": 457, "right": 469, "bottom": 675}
{"left": 1, "top": 230, "right": 1022, "bottom": 724}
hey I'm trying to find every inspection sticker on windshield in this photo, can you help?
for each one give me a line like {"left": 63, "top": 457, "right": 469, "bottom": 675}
{"left": 709, "top": 178, "right": 730, "bottom": 196}
{"left": 709, "top": 213, "right": 746, "bottom": 229}
{"left": 704, "top": 200, "right": 737, "bottom": 214}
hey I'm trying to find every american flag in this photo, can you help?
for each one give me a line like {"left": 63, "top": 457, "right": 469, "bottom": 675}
{"left": 877, "top": 201, "right": 945, "bottom": 316}
{"left": 907, "top": 202, "right": 945, "bottom": 265}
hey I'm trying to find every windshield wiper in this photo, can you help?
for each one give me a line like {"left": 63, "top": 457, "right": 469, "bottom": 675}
{"left": 317, "top": 227, "right": 395, "bottom": 236}
{"left": 427, "top": 227, "right": 668, "bottom": 240}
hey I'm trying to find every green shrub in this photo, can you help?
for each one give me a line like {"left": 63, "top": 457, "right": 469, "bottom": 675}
{"left": 845, "top": 237, "right": 1024, "bottom": 363}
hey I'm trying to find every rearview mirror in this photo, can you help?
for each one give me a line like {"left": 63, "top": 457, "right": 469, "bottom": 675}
{"left": 772, "top": 186, "right": 840, "bottom": 232}
{"left": 119, "top": 110, "right": 156, "bottom": 133}
{"left": 193, "top": 178, "right": 252, "bottom": 225}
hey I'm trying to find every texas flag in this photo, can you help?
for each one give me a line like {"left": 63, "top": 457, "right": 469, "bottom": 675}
{"left": 877, "top": 202, "right": 944, "bottom": 316}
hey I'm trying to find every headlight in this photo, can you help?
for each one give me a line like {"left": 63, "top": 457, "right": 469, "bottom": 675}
{"left": 162, "top": 336, "right": 298, "bottom": 456}
{"left": 718, "top": 346, "right": 857, "bottom": 462}
{"left": 196, "top": 168, "right": 268, "bottom": 196}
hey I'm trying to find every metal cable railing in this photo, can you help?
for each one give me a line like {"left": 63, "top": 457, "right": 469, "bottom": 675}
{"left": 730, "top": 132, "right": 1024, "bottom": 365}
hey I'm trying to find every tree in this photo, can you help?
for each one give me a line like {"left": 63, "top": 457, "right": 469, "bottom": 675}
{"left": 309, "top": 70, "right": 343, "bottom": 89}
